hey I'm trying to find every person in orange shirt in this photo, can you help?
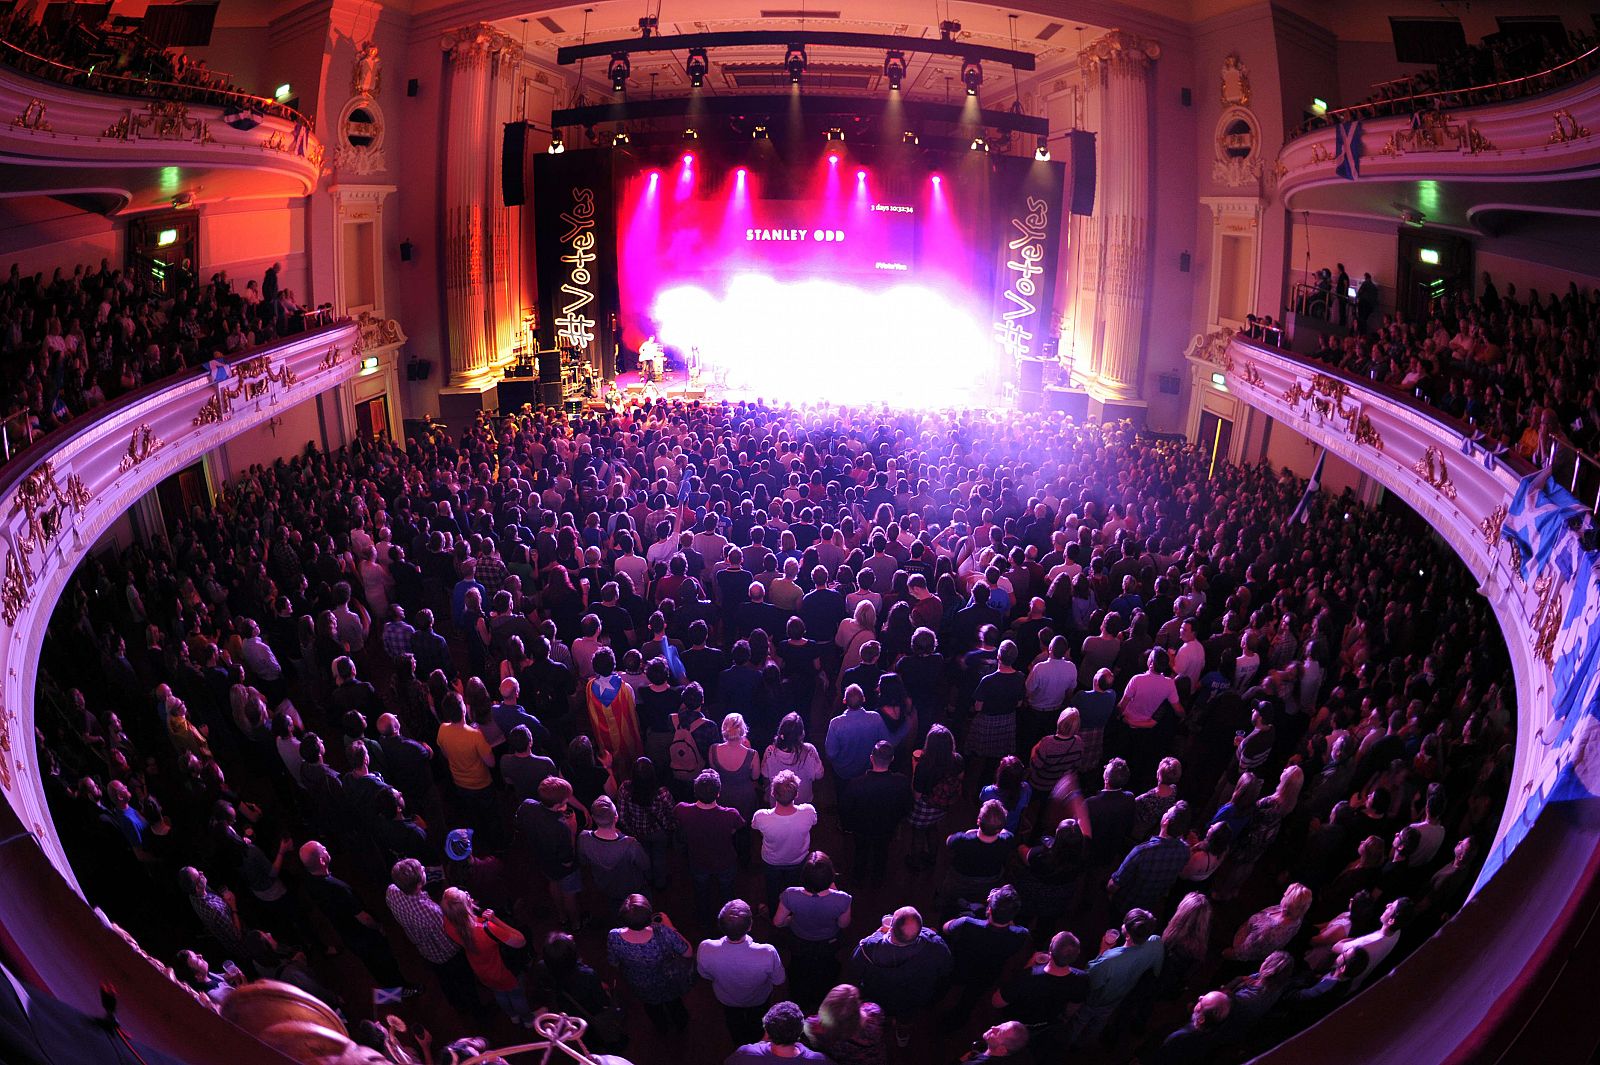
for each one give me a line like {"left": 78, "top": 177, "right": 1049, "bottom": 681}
{"left": 437, "top": 690, "right": 498, "bottom": 840}
{"left": 587, "top": 647, "right": 642, "bottom": 767}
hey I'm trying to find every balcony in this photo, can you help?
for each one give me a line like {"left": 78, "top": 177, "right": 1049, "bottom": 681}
{"left": 0, "top": 38, "right": 321, "bottom": 213}
{"left": 1275, "top": 49, "right": 1600, "bottom": 260}
{"left": 1219, "top": 335, "right": 1600, "bottom": 1064}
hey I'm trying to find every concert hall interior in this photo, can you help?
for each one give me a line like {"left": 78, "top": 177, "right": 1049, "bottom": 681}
{"left": 5, "top": 2, "right": 1600, "bottom": 1065}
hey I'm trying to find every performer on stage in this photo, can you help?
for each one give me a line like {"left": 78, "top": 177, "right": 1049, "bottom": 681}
{"left": 639, "top": 335, "right": 665, "bottom": 382}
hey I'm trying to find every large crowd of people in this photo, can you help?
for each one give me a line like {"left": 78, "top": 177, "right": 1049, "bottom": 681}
{"left": 1301, "top": 268, "right": 1600, "bottom": 470}
{"left": 0, "top": 7, "right": 300, "bottom": 120}
{"left": 1300, "top": 29, "right": 1598, "bottom": 131}
{"left": 36, "top": 396, "right": 1511, "bottom": 1064}
{"left": 0, "top": 259, "right": 319, "bottom": 454}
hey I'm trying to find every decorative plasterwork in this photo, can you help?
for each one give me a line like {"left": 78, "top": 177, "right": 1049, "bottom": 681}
{"left": 192, "top": 353, "right": 298, "bottom": 427}
{"left": 332, "top": 95, "right": 386, "bottom": 176}
{"left": 102, "top": 100, "right": 212, "bottom": 144}
{"left": 1413, "top": 445, "right": 1459, "bottom": 500}
{"left": 1184, "top": 326, "right": 1236, "bottom": 366}
{"left": 1374, "top": 111, "right": 1496, "bottom": 156}
{"left": 1280, "top": 373, "right": 1385, "bottom": 451}
{"left": 1220, "top": 53, "right": 1251, "bottom": 107}
{"left": 1549, "top": 108, "right": 1590, "bottom": 144}
{"left": 117, "top": 425, "right": 164, "bottom": 473}
{"left": 1078, "top": 29, "right": 1160, "bottom": 77}
{"left": 441, "top": 23, "right": 524, "bottom": 69}
{"left": 1481, "top": 502, "right": 1509, "bottom": 550}
{"left": 1213, "top": 106, "right": 1263, "bottom": 187}
{"left": 2, "top": 461, "right": 92, "bottom": 625}
{"left": 11, "top": 98, "right": 49, "bottom": 132}
{"left": 356, "top": 311, "right": 406, "bottom": 351}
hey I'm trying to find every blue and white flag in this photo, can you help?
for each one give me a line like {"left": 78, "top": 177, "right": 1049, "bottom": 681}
{"left": 1289, "top": 450, "right": 1325, "bottom": 525}
{"left": 222, "top": 103, "right": 265, "bottom": 130}
{"left": 1333, "top": 120, "right": 1363, "bottom": 180}
{"left": 1504, "top": 467, "right": 1586, "bottom": 582}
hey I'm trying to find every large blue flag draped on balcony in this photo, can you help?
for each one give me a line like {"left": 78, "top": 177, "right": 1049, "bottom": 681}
{"left": 1333, "top": 120, "right": 1363, "bottom": 180}
{"left": 1479, "top": 467, "right": 1600, "bottom": 890}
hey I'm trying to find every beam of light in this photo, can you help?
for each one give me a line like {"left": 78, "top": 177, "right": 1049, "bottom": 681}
{"left": 651, "top": 275, "right": 991, "bottom": 408}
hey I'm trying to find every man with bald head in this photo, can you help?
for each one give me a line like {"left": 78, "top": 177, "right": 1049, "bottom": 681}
{"left": 1149, "top": 990, "right": 1232, "bottom": 1064}
{"left": 299, "top": 840, "right": 411, "bottom": 992}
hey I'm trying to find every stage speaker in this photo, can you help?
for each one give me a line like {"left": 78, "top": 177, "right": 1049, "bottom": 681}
{"left": 539, "top": 381, "right": 564, "bottom": 407}
{"left": 538, "top": 351, "right": 561, "bottom": 383}
{"left": 399, "top": 240, "right": 413, "bottom": 262}
{"left": 1018, "top": 390, "right": 1043, "bottom": 413}
{"left": 407, "top": 78, "right": 419, "bottom": 97}
{"left": 502, "top": 123, "right": 528, "bottom": 207}
{"left": 1181, "top": 87, "right": 1192, "bottom": 107}
{"left": 1018, "top": 356, "right": 1046, "bottom": 393}
{"left": 406, "top": 359, "right": 432, "bottom": 382}
{"left": 1067, "top": 130, "right": 1096, "bottom": 217}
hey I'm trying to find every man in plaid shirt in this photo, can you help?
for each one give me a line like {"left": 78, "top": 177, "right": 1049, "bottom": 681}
{"left": 474, "top": 537, "right": 509, "bottom": 597}
{"left": 381, "top": 605, "right": 415, "bottom": 662}
{"left": 385, "top": 858, "right": 475, "bottom": 1012}
{"left": 1107, "top": 801, "right": 1192, "bottom": 921}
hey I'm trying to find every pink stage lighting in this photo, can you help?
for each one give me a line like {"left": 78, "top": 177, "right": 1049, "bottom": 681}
{"left": 931, "top": 174, "right": 942, "bottom": 186}
{"left": 827, "top": 152, "right": 839, "bottom": 165}
{"left": 682, "top": 152, "right": 695, "bottom": 166}
{"left": 736, "top": 167, "right": 747, "bottom": 180}
{"left": 856, "top": 169, "right": 866, "bottom": 180}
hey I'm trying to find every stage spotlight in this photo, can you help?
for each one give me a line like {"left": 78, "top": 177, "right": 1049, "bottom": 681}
{"left": 884, "top": 50, "right": 906, "bottom": 91}
{"left": 932, "top": 174, "right": 942, "bottom": 185}
{"left": 681, "top": 152, "right": 695, "bottom": 165}
{"left": 686, "top": 47, "right": 708, "bottom": 88}
{"left": 785, "top": 43, "right": 807, "bottom": 83}
{"left": 969, "top": 136, "right": 988, "bottom": 152}
{"left": 902, "top": 130, "right": 919, "bottom": 146}
{"left": 608, "top": 52, "right": 631, "bottom": 93}
{"left": 939, "top": 19, "right": 961, "bottom": 41}
{"left": 961, "top": 57, "right": 983, "bottom": 96}
{"left": 825, "top": 127, "right": 845, "bottom": 142}
{"left": 827, "top": 152, "right": 839, "bottom": 165}
{"left": 736, "top": 167, "right": 747, "bottom": 179}
{"left": 548, "top": 131, "right": 565, "bottom": 154}
{"left": 752, "top": 125, "right": 770, "bottom": 140}
{"left": 612, "top": 131, "right": 631, "bottom": 147}
{"left": 1034, "top": 142, "right": 1050, "bottom": 161}
{"left": 682, "top": 127, "right": 699, "bottom": 141}
{"left": 856, "top": 169, "right": 866, "bottom": 180}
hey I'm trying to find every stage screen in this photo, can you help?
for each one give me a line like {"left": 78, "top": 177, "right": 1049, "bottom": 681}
{"left": 616, "top": 151, "right": 1001, "bottom": 407}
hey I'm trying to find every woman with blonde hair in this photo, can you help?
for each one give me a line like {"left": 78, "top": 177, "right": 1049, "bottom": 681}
{"left": 440, "top": 886, "right": 534, "bottom": 1026}
{"left": 836, "top": 599, "right": 878, "bottom": 684}
{"left": 711, "top": 711, "right": 761, "bottom": 863}
{"left": 1159, "top": 892, "right": 1213, "bottom": 995}
{"left": 1225, "top": 882, "right": 1314, "bottom": 965}
{"left": 1215, "top": 764, "right": 1306, "bottom": 900}
{"left": 804, "top": 983, "right": 886, "bottom": 1065}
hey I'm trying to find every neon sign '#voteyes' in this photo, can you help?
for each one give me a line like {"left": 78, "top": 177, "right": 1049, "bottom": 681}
{"left": 555, "top": 187, "right": 598, "bottom": 351}
{"left": 995, "top": 195, "right": 1048, "bottom": 358}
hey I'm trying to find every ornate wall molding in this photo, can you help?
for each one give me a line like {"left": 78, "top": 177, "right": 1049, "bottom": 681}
{"left": 1077, "top": 28, "right": 1161, "bottom": 77}
{"left": 0, "top": 324, "right": 359, "bottom": 885}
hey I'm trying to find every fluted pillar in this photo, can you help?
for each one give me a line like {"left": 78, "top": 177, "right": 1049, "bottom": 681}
{"left": 1079, "top": 30, "right": 1159, "bottom": 402}
{"left": 440, "top": 24, "right": 519, "bottom": 388}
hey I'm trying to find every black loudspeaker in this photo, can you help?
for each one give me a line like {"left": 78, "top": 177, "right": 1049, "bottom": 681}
{"left": 406, "top": 359, "right": 432, "bottom": 382}
{"left": 538, "top": 351, "right": 562, "bottom": 383}
{"left": 1179, "top": 251, "right": 1191, "bottom": 272}
{"left": 1181, "top": 87, "right": 1192, "bottom": 107}
{"left": 407, "top": 78, "right": 419, "bottom": 96}
{"left": 399, "top": 240, "right": 413, "bottom": 262}
{"left": 502, "top": 122, "right": 528, "bottom": 207}
{"left": 1067, "top": 130, "right": 1096, "bottom": 216}
{"left": 1018, "top": 356, "right": 1046, "bottom": 393}
{"left": 539, "top": 381, "right": 564, "bottom": 407}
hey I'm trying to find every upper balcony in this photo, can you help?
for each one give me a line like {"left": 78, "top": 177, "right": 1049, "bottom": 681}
{"left": 1276, "top": 47, "right": 1600, "bottom": 264}
{"left": 0, "top": 37, "right": 322, "bottom": 214}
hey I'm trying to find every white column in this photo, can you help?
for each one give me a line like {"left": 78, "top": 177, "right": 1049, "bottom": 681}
{"left": 440, "top": 24, "right": 516, "bottom": 388}
{"left": 488, "top": 45, "right": 524, "bottom": 370}
{"left": 1079, "top": 30, "right": 1160, "bottom": 402}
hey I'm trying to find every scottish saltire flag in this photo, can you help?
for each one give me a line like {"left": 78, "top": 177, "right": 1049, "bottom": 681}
{"left": 373, "top": 987, "right": 404, "bottom": 1005}
{"left": 1289, "top": 450, "right": 1325, "bottom": 525}
{"left": 1504, "top": 467, "right": 1587, "bottom": 582}
{"left": 222, "top": 103, "right": 264, "bottom": 130}
{"left": 1334, "top": 120, "right": 1363, "bottom": 180}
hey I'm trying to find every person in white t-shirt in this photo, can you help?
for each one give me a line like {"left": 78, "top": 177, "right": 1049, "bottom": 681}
{"left": 752, "top": 769, "right": 819, "bottom": 913}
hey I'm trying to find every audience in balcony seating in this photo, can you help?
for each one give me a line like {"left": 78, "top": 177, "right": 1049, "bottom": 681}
{"left": 0, "top": 8, "right": 296, "bottom": 118}
{"left": 1300, "top": 29, "right": 1598, "bottom": 131}
{"left": 31, "top": 398, "right": 1513, "bottom": 1063}
{"left": 1300, "top": 269, "right": 1600, "bottom": 467}
{"left": 0, "top": 260, "right": 321, "bottom": 455}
